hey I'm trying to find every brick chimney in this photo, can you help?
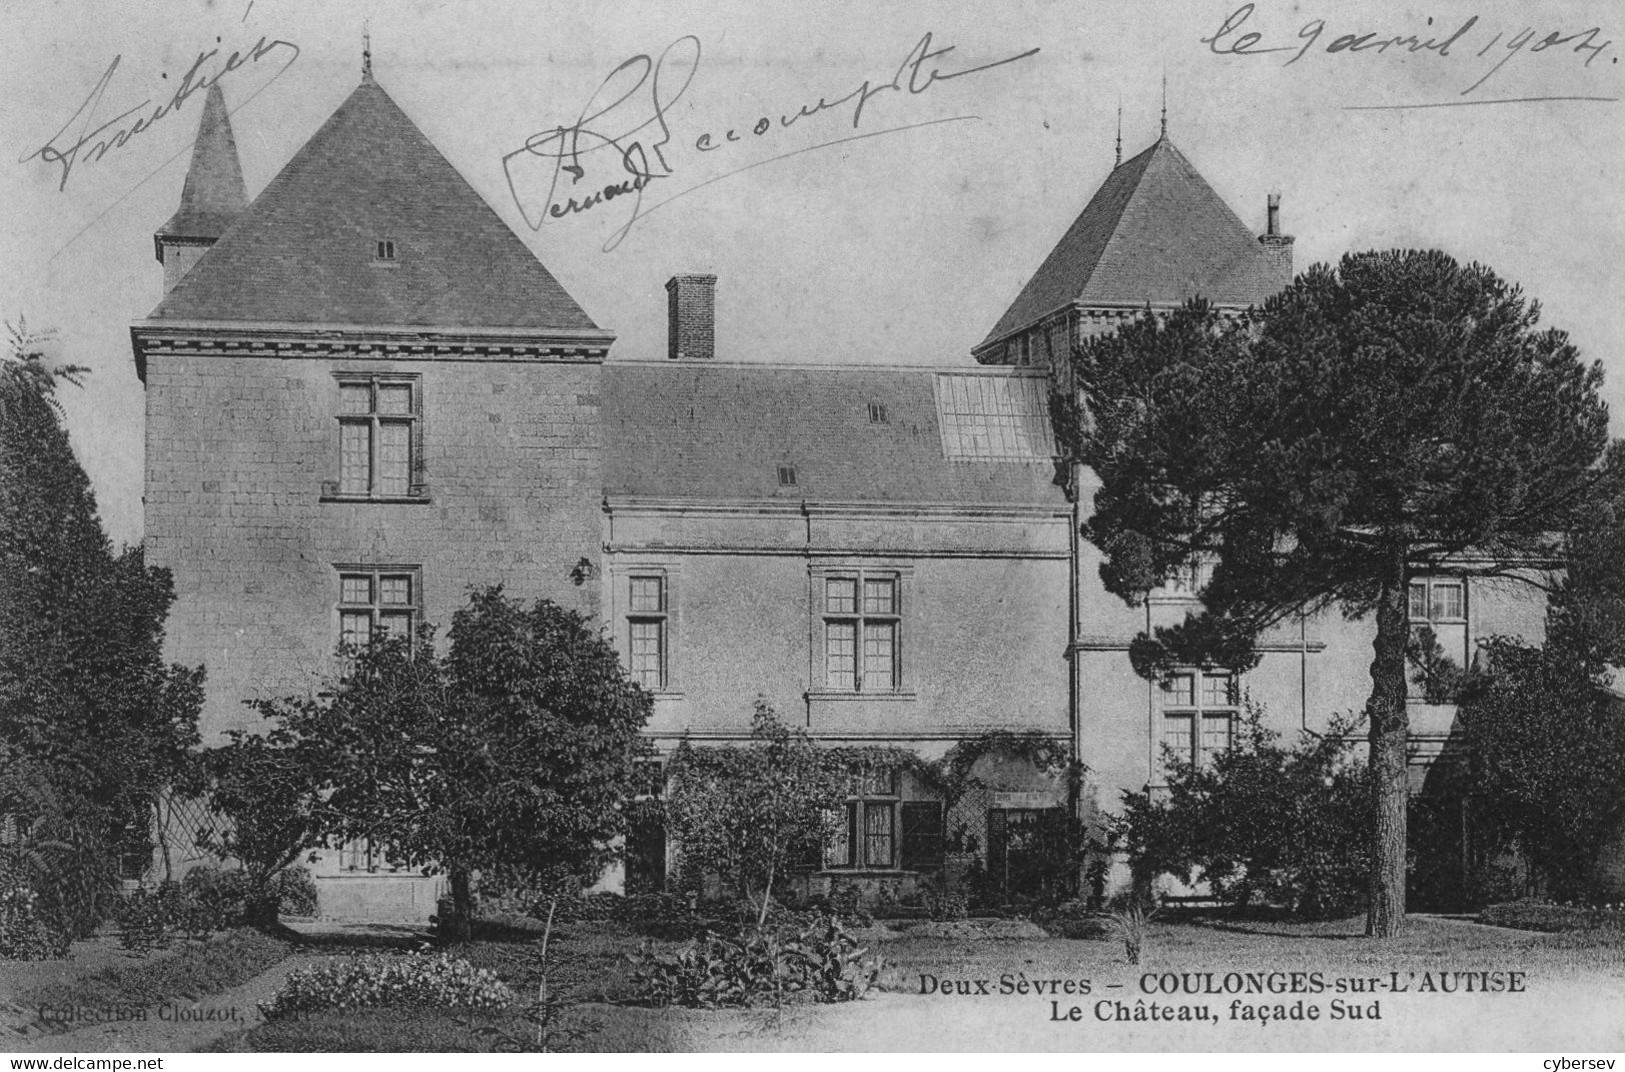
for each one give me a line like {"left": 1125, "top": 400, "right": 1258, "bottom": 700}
{"left": 666, "top": 274, "right": 716, "bottom": 361}
{"left": 1258, "top": 193, "right": 1295, "bottom": 290}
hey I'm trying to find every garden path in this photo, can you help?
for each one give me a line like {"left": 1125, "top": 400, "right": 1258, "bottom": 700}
{"left": 5, "top": 953, "right": 318, "bottom": 1053}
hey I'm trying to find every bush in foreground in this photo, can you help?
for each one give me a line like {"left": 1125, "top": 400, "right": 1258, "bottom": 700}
{"left": 204, "top": 1003, "right": 682, "bottom": 1053}
{"left": 629, "top": 913, "right": 878, "bottom": 1008}
{"left": 261, "top": 952, "right": 515, "bottom": 1020}
{"left": 0, "top": 882, "right": 70, "bottom": 960}
{"left": 114, "top": 865, "right": 321, "bottom": 955}
{"left": 1118, "top": 704, "right": 1371, "bottom": 919}
{"left": 1480, "top": 901, "right": 1625, "bottom": 933}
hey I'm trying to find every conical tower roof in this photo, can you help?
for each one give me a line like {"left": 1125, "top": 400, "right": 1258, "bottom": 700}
{"left": 148, "top": 77, "right": 599, "bottom": 332}
{"left": 155, "top": 83, "right": 247, "bottom": 251}
{"left": 980, "top": 136, "right": 1281, "bottom": 349}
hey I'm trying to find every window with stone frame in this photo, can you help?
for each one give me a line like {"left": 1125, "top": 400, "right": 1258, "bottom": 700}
{"left": 1151, "top": 555, "right": 1215, "bottom": 600}
{"left": 1409, "top": 576, "right": 1468, "bottom": 661}
{"left": 823, "top": 572, "right": 901, "bottom": 692}
{"left": 627, "top": 574, "right": 669, "bottom": 690}
{"left": 1408, "top": 576, "right": 1469, "bottom": 695}
{"left": 341, "top": 836, "right": 405, "bottom": 873}
{"left": 337, "top": 566, "right": 420, "bottom": 652}
{"left": 825, "top": 766, "right": 901, "bottom": 870}
{"left": 330, "top": 373, "right": 423, "bottom": 500}
{"left": 1159, "top": 669, "right": 1238, "bottom": 779}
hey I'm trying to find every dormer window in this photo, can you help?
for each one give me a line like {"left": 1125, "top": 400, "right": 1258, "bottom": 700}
{"left": 374, "top": 239, "right": 397, "bottom": 262}
{"left": 868, "top": 403, "right": 889, "bottom": 424}
{"left": 778, "top": 465, "right": 798, "bottom": 488}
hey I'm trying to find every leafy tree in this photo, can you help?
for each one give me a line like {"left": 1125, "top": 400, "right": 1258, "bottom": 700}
{"left": 1057, "top": 251, "right": 1622, "bottom": 936}
{"left": 1457, "top": 637, "right": 1625, "bottom": 903}
{"left": 1119, "top": 704, "right": 1372, "bottom": 919}
{"left": 665, "top": 702, "right": 847, "bottom": 930}
{"left": 0, "top": 319, "right": 202, "bottom": 930}
{"left": 197, "top": 729, "right": 327, "bottom": 925}
{"left": 251, "top": 586, "right": 652, "bottom": 940}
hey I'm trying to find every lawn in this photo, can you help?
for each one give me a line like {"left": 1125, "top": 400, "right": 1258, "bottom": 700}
{"left": 2, "top": 929, "right": 291, "bottom": 1027}
{"left": 200, "top": 914, "right": 1625, "bottom": 1052}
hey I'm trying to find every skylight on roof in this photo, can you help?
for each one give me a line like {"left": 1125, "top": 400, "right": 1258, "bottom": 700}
{"left": 935, "top": 374, "right": 1056, "bottom": 461}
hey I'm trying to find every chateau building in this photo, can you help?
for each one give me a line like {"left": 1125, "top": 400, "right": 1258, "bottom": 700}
{"left": 133, "top": 69, "right": 1544, "bottom": 918}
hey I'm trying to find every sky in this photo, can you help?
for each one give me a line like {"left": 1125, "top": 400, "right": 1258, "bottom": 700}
{"left": 3, "top": 0, "right": 1621, "bottom": 547}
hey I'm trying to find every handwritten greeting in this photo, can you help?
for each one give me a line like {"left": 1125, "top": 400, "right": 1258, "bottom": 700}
{"left": 501, "top": 32, "right": 1039, "bottom": 251}
{"left": 21, "top": 33, "right": 300, "bottom": 191}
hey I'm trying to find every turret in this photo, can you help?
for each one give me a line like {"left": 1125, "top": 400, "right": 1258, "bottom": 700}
{"left": 154, "top": 83, "right": 246, "bottom": 293}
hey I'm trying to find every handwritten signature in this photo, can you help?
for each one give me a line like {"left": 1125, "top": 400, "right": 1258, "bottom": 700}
{"left": 502, "top": 32, "right": 1038, "bottom": 252}
{"left": 21, "top": 33, "right": 300, "bottom": 191}
{"left": 1202, "top": 3, "right": 1614, "bottom": 101}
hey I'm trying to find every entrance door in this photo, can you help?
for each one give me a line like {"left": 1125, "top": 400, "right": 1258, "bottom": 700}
{"left": 625, "top": 812, "right": 666, "bottom": 895}
{"left": 987, "top": 807, "right": 1072, "bottom": 902}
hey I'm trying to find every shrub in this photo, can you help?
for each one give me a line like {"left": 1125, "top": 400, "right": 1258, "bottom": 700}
{"left": 181, "top": 866, "right": 250, "bottom": 929}
{"left": 1457, "top": 639, "right": 1625, "bottom": 903}
{"left": 628, "top": 913, "right": 878, "bottom": 1008}
{"left": 116, "top": 886, "right": 174, "bottom": 954}
{"left": 794, "top": 914, "right": 881, "bottom": 1002}
{"left": 174, "top": 864, "right": 316, "bottom": 929}
{"left": 1118, "top": 704, "right": 1371, "bottom": 919}
{"left": 0, "top": 882, "right": 70, "bottom": 960}
{"left": 271, "top": 866, "right": 318, "bottom": 917}
{"left": 1480, "top": 901, "right": 1625, "bottom": 933}
{"left": 1030, "top": 900, "right": 1110, "bottom": 940}
{"left": 923, "top": 884, "right": 968, "bottom": 922}
{"left": 116, "top": 874, "right": 256, "bottom": 953}
{"left": 261, "top": 952, "right": 516, "bottom": 1020}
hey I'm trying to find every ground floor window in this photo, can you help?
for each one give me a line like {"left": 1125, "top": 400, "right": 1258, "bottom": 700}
{"left": 826, "top": 767, "right": 900, "bottom": 869}
{"left": 340, "top": 837, "right": 405, "bottom": 873}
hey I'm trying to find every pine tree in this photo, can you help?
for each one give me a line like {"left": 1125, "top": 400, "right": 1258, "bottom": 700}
{"left": 1057, "top": 251, "right": 1624, "bottom": 937}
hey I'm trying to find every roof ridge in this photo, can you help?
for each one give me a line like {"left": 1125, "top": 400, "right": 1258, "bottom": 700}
{"left": 607, "top": 358, "right": 1050, "bottom": 375}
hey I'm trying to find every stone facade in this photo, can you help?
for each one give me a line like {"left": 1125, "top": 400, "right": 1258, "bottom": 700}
{"left": 141, "top": 339, "right": 605, "bottom": 739}
{"left": 132, "top": 70, "right": 1570, "bottom": 919}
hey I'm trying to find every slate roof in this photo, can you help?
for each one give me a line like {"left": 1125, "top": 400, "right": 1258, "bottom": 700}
{"left": 980, "top": 136, "right": 1281, "bottom": 348}
{"left": 155, "top": 83, "right": 246, "bottom": 250}
{"left": 602, "top": 363, "right": 1064, "bottom": 505}
{"left": 147, "top": 77, "right": 599, "bottom": 332}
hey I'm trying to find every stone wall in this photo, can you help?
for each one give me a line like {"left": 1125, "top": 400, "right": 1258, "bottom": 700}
{"left": 143, "top": 348, "right": 604, "bottom": 740}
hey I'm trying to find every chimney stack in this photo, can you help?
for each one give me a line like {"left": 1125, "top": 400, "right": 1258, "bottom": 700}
{"left": 1258, "top": 193, "right": 1295, "bottom": 289}
{"left": 666, "top": 274, "right": 716, "bottom": 361}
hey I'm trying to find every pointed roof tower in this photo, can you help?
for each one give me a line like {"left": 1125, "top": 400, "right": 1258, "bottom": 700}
{"left": 154, "top": 83, "right": 247, "bottom": 284}
{"left": 974, "top": 136, "right": 1289, "bottom": 361}
{"left": 144, "top": 76, "right": 602, "bottom": 335}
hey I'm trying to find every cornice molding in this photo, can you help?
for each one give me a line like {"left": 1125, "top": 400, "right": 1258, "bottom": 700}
{"left": 130, "top": 320, "right": 615, "bottom": 381}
